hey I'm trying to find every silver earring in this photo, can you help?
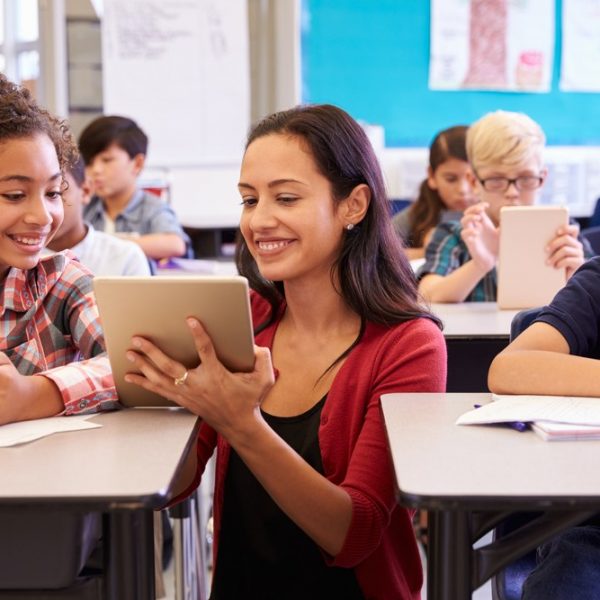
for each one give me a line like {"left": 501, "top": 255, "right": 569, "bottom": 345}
{"left": 346, "top": 223, "right": 355, "bottom": 231}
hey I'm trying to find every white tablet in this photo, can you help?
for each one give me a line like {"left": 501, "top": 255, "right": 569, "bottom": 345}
{"left": 497, "top": 205, "right": 569, "bottom": 309}
{"left": 93, "top": 276, "right": 255, "bottom": 408}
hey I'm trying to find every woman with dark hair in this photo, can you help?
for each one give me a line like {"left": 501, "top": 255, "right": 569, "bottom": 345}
{"left": 393, "top": 125, "right": 475, "bottom": 260}
{"left": 126, "top": 104, "right": 446, "bottom": 599}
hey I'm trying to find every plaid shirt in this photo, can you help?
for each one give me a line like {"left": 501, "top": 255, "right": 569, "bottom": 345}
{"left": 417, "top": 221, "right": 497, "bottom": 302}
{"left": 1, "top": 252, "right": 119, "bottom": 414}
{"left": 417, "top": 220, "right": 596, "bottom": 303}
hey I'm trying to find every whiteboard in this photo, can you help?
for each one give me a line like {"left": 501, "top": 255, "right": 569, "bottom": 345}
{"left": 101, "top": 0, "right": 249, "bottom": 166}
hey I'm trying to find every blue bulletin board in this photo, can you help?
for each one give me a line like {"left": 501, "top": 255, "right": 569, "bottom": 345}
{"left": 301, "top": 0, "right": 600, "bottom": 147}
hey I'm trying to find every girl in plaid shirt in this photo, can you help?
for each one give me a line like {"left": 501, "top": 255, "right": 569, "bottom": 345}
{"left": 0, "top": 74, "right": 118, "bottom": 425}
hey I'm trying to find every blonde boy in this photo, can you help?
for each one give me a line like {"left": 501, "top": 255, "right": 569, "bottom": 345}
{"left": 418, "top": 111, "right": 587, "bottom": 303}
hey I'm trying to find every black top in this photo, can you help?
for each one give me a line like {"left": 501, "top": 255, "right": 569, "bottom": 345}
{"left": 210, "top": 395, "right": 364, "bottom": 600}
{"left": 536, "top": 255, "right": 600, "bottom": 358}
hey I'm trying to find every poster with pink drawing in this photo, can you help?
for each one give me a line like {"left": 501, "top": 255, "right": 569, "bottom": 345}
{"left": 429, "top": 0, "right": 554, "bottom": 93}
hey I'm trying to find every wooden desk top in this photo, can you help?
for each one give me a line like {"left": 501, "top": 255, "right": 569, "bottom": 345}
{"left": 382, "top": 393, "right": 600, "bottom": 510}
{"left": 430, "top": 302, "right": 519, "bottom": 338}
{"left": 0, "top": 409, "right": 200, "bottom": 507}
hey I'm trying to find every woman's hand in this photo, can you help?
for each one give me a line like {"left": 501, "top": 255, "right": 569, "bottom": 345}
{"left": 125, "top": 318, "right": 275, "bottom": 441}
{"left": 546, "top": 223, "right": 585, "bottom": 280}
{"left": 460, "top": 202, "right": 499, "bottom": 273}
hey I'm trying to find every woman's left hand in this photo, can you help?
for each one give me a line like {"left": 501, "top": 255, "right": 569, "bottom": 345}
{"left": 546, "top": 223, "right": 585, "bottom": 280}
{"left": 125, "top": 318, "right": 275, "bottom": 439}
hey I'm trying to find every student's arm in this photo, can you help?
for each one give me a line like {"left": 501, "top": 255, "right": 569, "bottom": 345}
{"left": 133, "top": 232, "right": 186, "bottom": 260}
{"left": 134, "top": 196, "right": 190, "bottom": 259}
{"left": 488, "top": 321, "right": 600, "bottom": 396}
{"left": 419, "top": 261, "right": 490, "bottom": 303}
{"left": 0, "top": 355, "right": 63, "bottom": 425}
{"left": 41, "top": 261, "right": 119, "bottom": 415}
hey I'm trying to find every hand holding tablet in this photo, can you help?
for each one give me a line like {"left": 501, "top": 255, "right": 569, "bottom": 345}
{"left": 94, "top": 276, "right": 255, "bottom": 407}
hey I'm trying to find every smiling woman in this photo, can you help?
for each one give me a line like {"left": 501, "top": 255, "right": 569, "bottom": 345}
{"left": 0, "top": 73, "right": 118, "bottom": 425}
{"left": 125, "top": 104, "right": 447, "bottom": 599}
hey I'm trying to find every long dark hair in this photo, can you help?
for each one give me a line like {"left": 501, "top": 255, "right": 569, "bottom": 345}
{"left": 235, "top": 104, "right": 441, "bottom": 332}
{"left": 407, "top": 125, "right": 469, "bottom": 247}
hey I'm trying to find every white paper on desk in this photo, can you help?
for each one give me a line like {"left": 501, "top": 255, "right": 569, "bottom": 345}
{"left": 456, "top": 395, "right": 600, "bottom": 427}
{"left": 0, "top": 415, "right": 101, "bottom": 447}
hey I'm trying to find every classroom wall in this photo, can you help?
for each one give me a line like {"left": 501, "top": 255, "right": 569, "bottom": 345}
{"left": 300, "top": 0, "right": 600, "bottom": 216}
{"left": 50, "top": 1, "right": 600, "bottom": 228}
{"left": 301, "top": 0, "right": 600, "bottom": 147}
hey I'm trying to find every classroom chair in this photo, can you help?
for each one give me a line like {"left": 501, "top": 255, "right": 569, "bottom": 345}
{"left": 581, "top": 225, "right": 600, "bottom": 255}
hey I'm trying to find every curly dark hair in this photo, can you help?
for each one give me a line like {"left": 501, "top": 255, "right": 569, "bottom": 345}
{"left": 236, "top": 104, "right": 442, "bottom": 333}
{"left": 0, "top": 74, "right": 78, "bottom": 174}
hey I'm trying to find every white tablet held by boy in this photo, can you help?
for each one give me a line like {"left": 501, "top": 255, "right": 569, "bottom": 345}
{"left": 497, "top": 205, "right": 569, "bottom": 309}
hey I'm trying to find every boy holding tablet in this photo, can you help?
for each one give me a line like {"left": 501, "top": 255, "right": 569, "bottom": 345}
{"left": 418, "top": 110, "right": 589, "bottom": 303}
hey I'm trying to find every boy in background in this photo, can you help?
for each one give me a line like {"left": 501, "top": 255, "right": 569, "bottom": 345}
{"left": 47, "top": 157, "right": 151, "bottom": 276}
{"left": 79, "top": 115, "right": 191, "bottom": 261}
{"left": 417, "top": 111, "right": 589, "bottom": 303}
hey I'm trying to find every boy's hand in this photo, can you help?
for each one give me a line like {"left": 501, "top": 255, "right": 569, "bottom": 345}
{"left": 460, "top": 203, "right": 499, "bottom": 273}
{"left": 546, "top": 223, "right": 585, "bottom": 280}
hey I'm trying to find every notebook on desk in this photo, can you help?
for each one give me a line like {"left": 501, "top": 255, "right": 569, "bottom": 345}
{"left": 497, "top": 205, "right": 568, "bottom": 309}
{"left": 531, "top": 421, "right": 600, "bottom": 441}
{"left": 93, "top": 276, "right": 255, "bottom": 408}
{"left": 456, "top": 394, "right": 600, "bottom": 441}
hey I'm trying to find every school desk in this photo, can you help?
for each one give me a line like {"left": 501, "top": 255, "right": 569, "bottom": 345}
{"left": 430, "top": 303, "right": 520, "bottom": 392}
{"left": 0, "top": 408, "right": 200, "bottom": 599}
{"left": 381, "top": 393, "right": 600, "bottom": 600}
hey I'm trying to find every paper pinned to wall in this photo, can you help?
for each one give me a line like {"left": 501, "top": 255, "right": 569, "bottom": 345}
{"left": 560, "top": 0, "right": 600, "bottom": 92}
{"left": 101, "top": 0, "right": 249, "bottom": 166}
{"left": 429, "top": 0, "right": 554, "bottom": 93}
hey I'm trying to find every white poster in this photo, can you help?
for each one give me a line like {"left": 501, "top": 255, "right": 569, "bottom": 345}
{"left": 560, "top": 0, "right": 600, "bottom": 92}
{"left": 429, "top": 0, "right": 554, "bottom": 93}
{"left": 102, "top": 0, "right": 249, "bottom": 166}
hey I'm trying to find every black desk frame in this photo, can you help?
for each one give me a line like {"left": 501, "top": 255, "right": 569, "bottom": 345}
{"left": 402, "top": 490, "right": 598, "bottom": 600}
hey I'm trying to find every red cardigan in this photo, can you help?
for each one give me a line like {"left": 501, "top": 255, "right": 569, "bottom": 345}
{"left": 188, "top": 294, "right": 446, "bottom": 600}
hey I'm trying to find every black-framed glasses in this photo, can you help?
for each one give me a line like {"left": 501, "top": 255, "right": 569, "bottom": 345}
{"left": 477, "top": 174, "right": 544, "bottom": 193}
